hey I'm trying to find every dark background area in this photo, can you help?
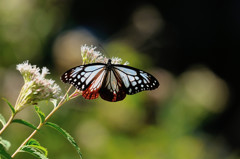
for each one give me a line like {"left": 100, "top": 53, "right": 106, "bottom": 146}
{"left": 66, "top": 0, "right": 240, "bottom": 149}
{"left": 1, "top": 0, "right": 240, "bottom": 158}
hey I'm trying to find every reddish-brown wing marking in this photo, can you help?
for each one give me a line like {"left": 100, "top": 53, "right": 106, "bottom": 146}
{"left": 99, "top": 70, "right": 126, "bottom": 102}
{"left": 82, "top": 69, "right": 106, "bottom": 100}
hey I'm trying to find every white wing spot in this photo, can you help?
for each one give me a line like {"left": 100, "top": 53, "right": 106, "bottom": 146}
{"left": 77, "top": 75, "right": 81, "bottom": 79}
{"left": 135, "top": 87, "right": 138, "bottom": 90}
{"left": 81, "top": 77, "right": 85, "bottom": 82}
{"left": 129, "top": 76, "right": 134, "bottom": 82}
{"left": 138, "top": 80, "right": 142, "bottom": 84}
{"left": 129, "top": 88, "right": 132, "bottom": 93}
{"left": 132, "top": 81, "right": 137, "bottom": 86}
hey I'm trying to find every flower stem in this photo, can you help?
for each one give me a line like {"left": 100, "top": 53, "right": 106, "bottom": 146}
{"left": 0, "top": 114, "right": 15, "bottom": 135}
{"left": 11, "top": 85, "right": 73, "bottom": 158}
{"left": 11, "top": 121, "right": 42, "bottom": 158}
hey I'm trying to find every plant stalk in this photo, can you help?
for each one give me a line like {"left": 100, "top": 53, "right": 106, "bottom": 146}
{"left": 0, "top": 114, "right": 15, "bottom": 135}
{"left": 11, "top": 85, "right": 73, "bottom": 158}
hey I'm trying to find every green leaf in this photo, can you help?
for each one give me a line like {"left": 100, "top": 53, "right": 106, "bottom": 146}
{"left": 20, "top": 145, "right": 48, "bottom": 159}
{"left": 0, "top": 114, "right": 6, "bottom": 126}
{"left": 26, "top": 138, "right": 41, "bottom": 146}
{"left": 19, "top": 138, "right": 48, "bottom": 159}
{"left": 45, "top": 122, "right": 83, "bottom": 159}
{"left": 25, "top": 139, "right": 48, "bottom": 156}
{"left": 12, "top": 119, "right": 38, "bottom": 130}
{"left": 0, "top": 144, "right": 11, "bottom": 159}
{"left": 0, "top": 137, "right": 11, "bottom": 151}
{"left": 65, "top": 92, "right": 70, "bottom": 101}
{"left": 2, "top": 98, "right": 15, "bottom": 115}
{"left": 34, "top": 106, "right": 45, "bottom": 123}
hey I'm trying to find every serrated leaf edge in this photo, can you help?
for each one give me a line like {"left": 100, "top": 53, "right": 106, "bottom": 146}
{"left": 20, "top": 145, "right": 48, "bottom": 159}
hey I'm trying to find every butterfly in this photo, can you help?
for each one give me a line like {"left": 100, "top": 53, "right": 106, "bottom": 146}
{"left": 61, "top": 59, "right": 159, "bottom": 102}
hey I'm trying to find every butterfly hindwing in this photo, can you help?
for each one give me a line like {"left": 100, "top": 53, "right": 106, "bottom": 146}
{"left": 99, "top": 70, "right": 126, "bottom": 102}
{"left": 82, "top": 68, "right": 106, "bottom": 100}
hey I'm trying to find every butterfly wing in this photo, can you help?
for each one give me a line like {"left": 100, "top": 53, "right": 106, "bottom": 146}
{"left": 61, "top": 61, "right": 159, "bottom": 102}
{"left": 82, "top": 68, "right": 106, "bottom": 99}
{"left": 61, "top": 63, "right": 106, "bottom": 99}
{"left": 113, "top": 65, "right": 159, "bottom": 95}
{"left": 99, "top": 69, "right": 126, "bottom": 102}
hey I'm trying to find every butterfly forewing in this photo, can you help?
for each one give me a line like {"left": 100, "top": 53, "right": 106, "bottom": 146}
{"left": 114, "top": 65, "right": 159, "bottom": 95}
{"left": 61, "top": 63, "right": 106, "bottom": 91}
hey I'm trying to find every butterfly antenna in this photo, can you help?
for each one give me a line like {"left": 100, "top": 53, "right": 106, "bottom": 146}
{"left": 97, "top": 43, "right": 110, "bottom": 59}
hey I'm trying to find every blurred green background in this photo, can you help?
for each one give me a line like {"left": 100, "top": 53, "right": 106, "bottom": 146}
{"left": 0, "top": 0, "right": 239, "bottom": 159}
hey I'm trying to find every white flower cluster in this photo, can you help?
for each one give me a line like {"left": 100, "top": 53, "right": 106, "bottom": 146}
{"left": 81, "top": 45, "right": 107, "bottom": 64}
{"left": 15, "top": 61, "right": 61, "bottom": 111}
{"left": 81, "top": 45, "right": 129, "bottom": 65}
{"left": 110, "top": 57, "right": 129, "bottom": 65}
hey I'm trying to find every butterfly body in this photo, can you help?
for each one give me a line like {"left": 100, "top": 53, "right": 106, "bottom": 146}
{"left": 61, "top": 59, "right": 159, "bottom": 102}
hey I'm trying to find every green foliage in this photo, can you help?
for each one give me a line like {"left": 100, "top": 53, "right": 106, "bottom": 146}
{"left": 2, "top": 98, "right": 15, "bottom": 115}
{"left": 0, "top": 137, "right": 11, "bottom": 151}
{"left": 0, "top": 114, "right": 6, "bottom": 126}
{"left": 0, "top": 145, "right": 11, "bottom": 159}
{"left": 35, "top": 106, "right": 46, "bottom": 123}
{"left": 12, "top": 119, "right": 38, "bottom": 130}
{"left": 19, "top": 139, "right": 48, "bottom": 159}
{"left": 45, "top": 122, "right": 83, "bottom": 159}
{"left": 0, "top": 137, "right": 11, "bottom": 159}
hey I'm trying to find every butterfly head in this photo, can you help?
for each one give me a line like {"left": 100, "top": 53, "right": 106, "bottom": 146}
{"left": 107, "top": 59, "right": 112, "bottom": 64}
{"left": 106, "top": 59, "right": 112, "bottom": 69}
